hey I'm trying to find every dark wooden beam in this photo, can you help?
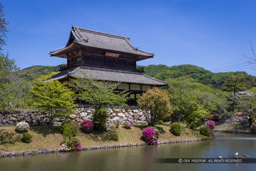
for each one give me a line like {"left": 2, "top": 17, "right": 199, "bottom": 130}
{"left": 140, "top": 84, "right": 142, "bottom": 96}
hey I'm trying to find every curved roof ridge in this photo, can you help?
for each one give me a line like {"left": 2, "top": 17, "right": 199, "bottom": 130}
{"left": 71, "top": 28, "right": 81, "bottom": 40}
{"left": 68, "top": 66, "right": 81, "bottom": 75}
{"left": 72, "top": 27, "right": 89, "bottom": 43}
{"left": 124, "top": 37, "right": 154, "bottom": 56}
{"left": 50, "top": 42, "right": 75, "bottom": 57}
{"left": 73, "top": 26, "right": 130, "bottom": 40}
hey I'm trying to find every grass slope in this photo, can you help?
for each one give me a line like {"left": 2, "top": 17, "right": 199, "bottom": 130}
{"left": 0, "top": 123, "right": 204, "bottom": 152}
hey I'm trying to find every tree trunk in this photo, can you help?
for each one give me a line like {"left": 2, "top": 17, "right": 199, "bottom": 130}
{"left": 149, "top": 113, "right": 154, "bottom": 126}
{"left": 249, "top": 117, "right": 253, "bottom": 127}
{"left": 178, "top": 111, "right": 181, "bottom": 122}
{"left": 49, "top": 109, "right": 53, "bottom": 127}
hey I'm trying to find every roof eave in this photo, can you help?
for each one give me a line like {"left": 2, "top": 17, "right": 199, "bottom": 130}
{"left": 50, "top": 42, "right": 77, "bottom": 58}
{"left": 73, "top": 41, "right": 154, "bottom": 58}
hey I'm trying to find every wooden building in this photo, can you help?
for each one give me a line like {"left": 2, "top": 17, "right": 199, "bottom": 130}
{"left": 50, "top": 26, "right": 167, "bottom": 105}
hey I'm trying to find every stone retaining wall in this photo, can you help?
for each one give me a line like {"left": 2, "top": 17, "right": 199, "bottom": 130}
{"left": 0, "top": 107, "right": 150, "bottom": 126}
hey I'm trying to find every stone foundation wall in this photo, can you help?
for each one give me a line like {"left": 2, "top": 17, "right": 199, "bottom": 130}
{"left": 0, "top": 107, "right": 150, "bottom": 127}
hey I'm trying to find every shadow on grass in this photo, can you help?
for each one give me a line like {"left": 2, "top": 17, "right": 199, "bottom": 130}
{"left": 30, "top": 126, "right": 60, "bottom": 137}
{"left": 133, "top": 125, "right": 147, "bottom": 131}
{"left": 86, "top": 130, "right": 115, "bottom": 142}
{"left": 154, "top": 126, "right": 166, "bottom": 134}
{"left": 162, "top": 123, "right": 171, "bottom": 126}
{"left": 133, "top": 125, "right": 166, "bottom": 134}
{"left": 0, "top": 147, "right": 7, "bottom": 152}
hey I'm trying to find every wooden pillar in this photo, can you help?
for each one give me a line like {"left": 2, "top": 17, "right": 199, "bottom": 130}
{"left": 140, "top": 84, "right": 143, "bottom": 96}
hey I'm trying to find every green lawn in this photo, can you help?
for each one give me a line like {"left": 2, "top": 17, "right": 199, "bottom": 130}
{"left": 0, "top": 123, "right": 204, "bottom": 152}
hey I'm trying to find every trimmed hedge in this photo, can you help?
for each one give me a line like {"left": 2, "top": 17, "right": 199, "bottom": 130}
{"left": 93, "top": 109, "right": 108, "bottom": 131}
{"left": 60, "top": 121, "right": 78, "bottom": 137}
{"left": 22, "top": 133, "right": 32, "bottom": 143}
{"left": 106, "top": 130, "right": 119, "bottom": 141}
{"left": 200, "top": 126, "right": 210, "bottom": 136}
{"left": 170, "top": 123, "right": 182, "bottom": 136}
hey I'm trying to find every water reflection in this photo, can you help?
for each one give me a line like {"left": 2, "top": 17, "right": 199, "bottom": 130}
{"left": 0, "top": 133, "right": 255, "bottom": 171}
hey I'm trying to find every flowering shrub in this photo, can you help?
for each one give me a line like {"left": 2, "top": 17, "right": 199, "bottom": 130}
{"left": 205, "top": 120, "right": 215, "bottom": 129}
{"left": 123, "top": 121, "right": 132, "bottom": 129}
{"left": 61, "top": 143, "right": 70, "bottom": 151}
{"left": 66, "top": 137, "right": 81, "bottom": 151}
{"left": 236, "top": 112, "right": 247, "bottom": 117}
{"left": 15, "top": 122, "right": 30, "bottom": 133}
{"left": 170, "top": 122, "right": 182, "bottom": 136}
{"left": 142, "top": 127, "right": 159, "bottom": 145}
{"left": 81, "top": 121, "right": 93, "bottom": 133}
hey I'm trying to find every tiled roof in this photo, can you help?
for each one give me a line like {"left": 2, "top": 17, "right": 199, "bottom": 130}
{"left": 51, "top": 66, "right": 167, "bottom": 86}
{"left": 50, "top": 26, "right": 154, "bottom": 58}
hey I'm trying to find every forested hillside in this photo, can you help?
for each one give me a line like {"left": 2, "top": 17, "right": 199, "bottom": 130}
{"left": 16, "top": 64, "right": 65, "bottom": 81}
{"left": 9, "top": 63, "right": 255, "bottom": 110}
{"left": 138, "top": 64, "right": 256, "bottom": 89}
{"left": 15, "top": 64, "right": 256, "bottom": 90}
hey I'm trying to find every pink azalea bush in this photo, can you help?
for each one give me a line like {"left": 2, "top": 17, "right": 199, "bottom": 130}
{"left": 142, "top": 127, "right": 159, "bottom": 145}
{"left": 67, "top": 137, "right": 81, "bottom": 151}
{"left": 81, "top": 121, "right": 93, "bottom": 133}
{"left": 61, "top": 143, "right": 70, "bottom": 151}
{"left": 61, "top": 137, "right": 82, "bottom": 151}
{"left": 205, "top": 120, "right": 215, "bottom": 129}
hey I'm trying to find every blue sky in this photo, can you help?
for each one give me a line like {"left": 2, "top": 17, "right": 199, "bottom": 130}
{"left": 2, "top": 0, "right": 256, "bottom": 75}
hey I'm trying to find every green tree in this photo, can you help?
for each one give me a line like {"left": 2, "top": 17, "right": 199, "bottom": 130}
{"left": 137, "top": 87, "right": 172, "bottom": 126}
{"left": 222, "top": 75, "right": 246, "bottom": 112}
{"left": 10, "top": 78, "right": 34, "bottom": 109}
{"left": 166, "top": 77, "right": 226, "bottom": 123}
{"left": 187, "top": 104, "right": 210, "bottom": 129}
{"left": 30, "top": 73, "right": 76, "bottom": 126}
{"left": 166, "top": 77, "right": 199, "bottom": 122}
{"left": 235, "top": 88, "right": 256, "bottom": 126}
{"left": 0, "top": 5, "right": 16, "bottom": 110}
{"left": 0, "top": 53, "right": 18, "bottom": 110}
{"left": 71, "top": 73, "right": 128, "bottom": 110}
{"left": 0, "top": 3, "right": 8, "bottom": 50}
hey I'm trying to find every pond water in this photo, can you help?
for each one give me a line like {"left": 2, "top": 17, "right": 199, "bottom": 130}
{"left": 0, "top": 133, "right": 256, "bottom": 171}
